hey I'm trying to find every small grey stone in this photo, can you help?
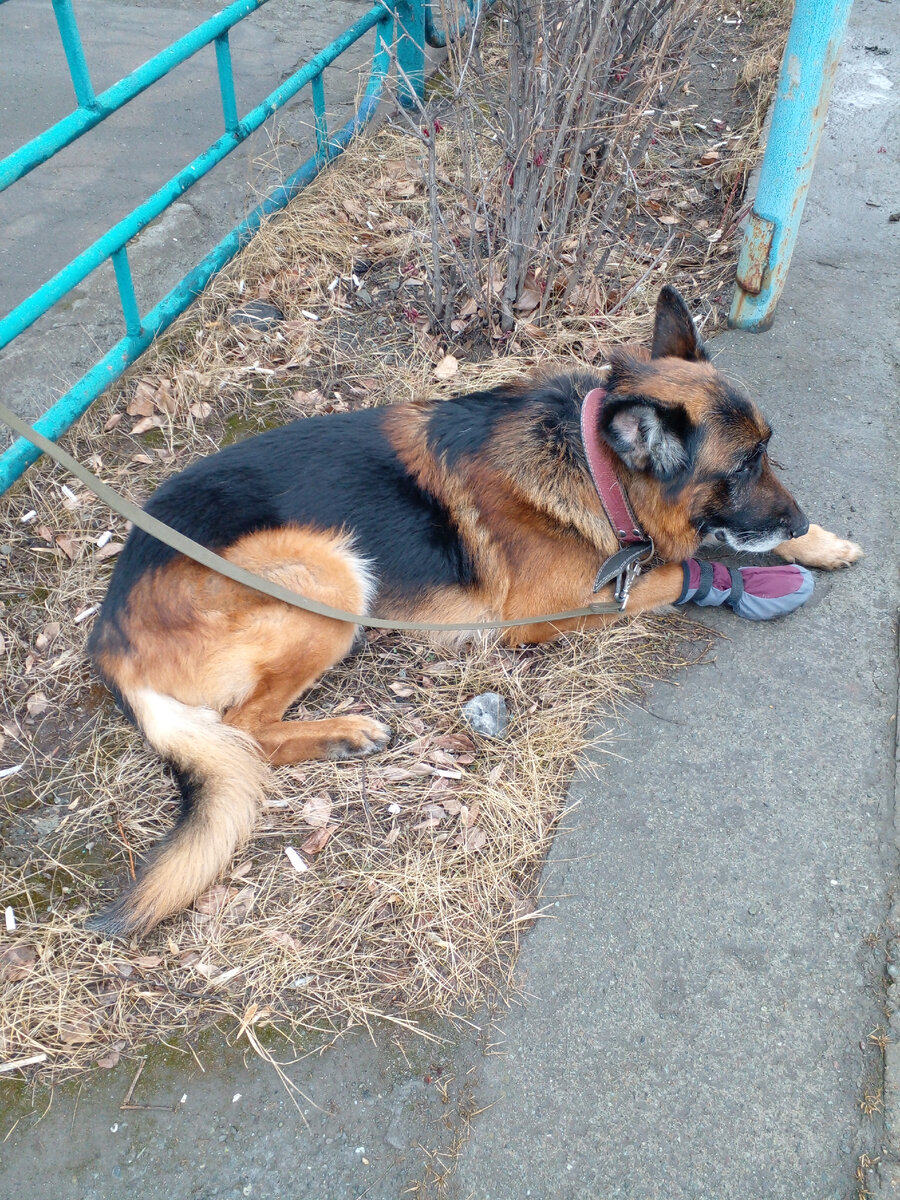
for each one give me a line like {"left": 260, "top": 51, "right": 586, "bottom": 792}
{"left": 228, "top": 300, "right": 285, "bottom": 330}
{"left": 462, "top": 692, "right": 509, "bottom": 738}
{"left": 0, "top": 544, "right": 12, "bottom": 556}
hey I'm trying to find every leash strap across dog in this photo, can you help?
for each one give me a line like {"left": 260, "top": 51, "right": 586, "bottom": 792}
{"left": 0, "top": 400, "right": 625, "bottom": 632}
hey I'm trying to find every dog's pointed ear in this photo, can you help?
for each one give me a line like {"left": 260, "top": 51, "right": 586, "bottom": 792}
{"left": 600, "top": 395, "right": 695, "bottom": 482}
{"left": 651, "top": 286, "right": 708, "bottom": 362}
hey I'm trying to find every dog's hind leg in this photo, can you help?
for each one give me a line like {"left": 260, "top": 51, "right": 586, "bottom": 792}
{"left": 218, "top": 529, "right": 391, "bottom": 765}
{"left": 88, "top": 526, "right": 387, "bottom": 936}
{"left": 218, "top": 612, "right": 391, "bottom": 767}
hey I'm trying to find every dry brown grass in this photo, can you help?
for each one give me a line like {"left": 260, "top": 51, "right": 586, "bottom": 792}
{"left": 0, "top": 0, "right": 789, "bottom": 1086}
{"left": 0, "top": 570, "right": 708, "bottom": 1084}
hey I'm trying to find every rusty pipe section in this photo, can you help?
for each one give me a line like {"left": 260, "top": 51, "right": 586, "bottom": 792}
{"left": 729, "top": 0, "right": 853, "bottom": 332}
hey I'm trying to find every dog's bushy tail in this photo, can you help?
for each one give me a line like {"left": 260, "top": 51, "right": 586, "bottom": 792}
{"left": 87, "top": 688, "right": 268, "bottom": 938}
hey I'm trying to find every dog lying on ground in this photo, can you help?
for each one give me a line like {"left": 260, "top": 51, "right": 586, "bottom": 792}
{"left": 86, "top": 286, "right": 862, "bottom": 937}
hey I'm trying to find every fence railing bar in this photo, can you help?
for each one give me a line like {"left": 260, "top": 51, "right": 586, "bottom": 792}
{"left": 0, "top": 4, "right": 385, "bottom": 350}
{"left": 0, "top": 0, "right": 269, "bottom": 194}
{"left": 0, "top": 20, "right": 394, "bottom": 491}
{"left": 52, "top": 0, "right": 97, "bottom": 108}
{"left": 214, "top": 33, "right": 241, "bottom": 134}
{"left": 110, "top": 248, "right": 143, "bottom": 339}
{"left": 311, "top": 73, "right": 329, "bottom": 161}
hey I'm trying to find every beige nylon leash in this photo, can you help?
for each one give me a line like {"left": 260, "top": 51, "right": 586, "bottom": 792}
{"left": 0, "top": 401, "right": 623, "bottom": 631}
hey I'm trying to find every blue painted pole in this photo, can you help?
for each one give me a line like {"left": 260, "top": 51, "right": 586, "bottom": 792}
{"left": 729, "top": 0, "right": 853, "bottom": 331}
{"left": 52, "top": 0, "right": 96, "bottom": 108}
{"left": 423, "top": 0, "right": 478, "bottom": 49}
{"left": 214, "top": 32, "right": 241, "bottom": 134}
{"left": 395, "top": 0, "right": 426, "bottom": 107}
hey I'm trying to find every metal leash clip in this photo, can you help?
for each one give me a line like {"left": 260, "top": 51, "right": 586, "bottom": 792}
{"left": 614, "top": 558, "right": 639, "bottom": 608}
{"left": 593, "top": 539, "right": 655, "bottom": 611}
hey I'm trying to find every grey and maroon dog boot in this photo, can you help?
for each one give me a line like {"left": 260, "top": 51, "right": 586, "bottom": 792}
{"left": 676, "top": 559, "right": 814, "bottom": 621}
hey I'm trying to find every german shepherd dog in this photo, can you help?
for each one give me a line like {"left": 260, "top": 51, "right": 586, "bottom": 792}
{"left": 86, "top": 287, "right": 861, "bottom": 937}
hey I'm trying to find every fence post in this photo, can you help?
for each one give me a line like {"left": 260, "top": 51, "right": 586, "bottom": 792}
{"left": 395, "top": 0, "right": 426, "bottom": 107}
{"left": 728, "top": 0, "right": 853, "bottom": 332}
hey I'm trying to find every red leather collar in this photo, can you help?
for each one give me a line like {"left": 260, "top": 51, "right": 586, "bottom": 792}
{"left": 580, "top": 387, "right": 646, "bottom": 546}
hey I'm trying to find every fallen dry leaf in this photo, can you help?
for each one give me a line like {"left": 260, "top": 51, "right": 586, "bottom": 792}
{"left": 389, "top": 682, "right": 416, "bottom": 698}
{"left": 154, "top": 380, "right": 178, "bottom": 415}
{"left": 35, "top": 622, "right": 61, "bottom": 652}
{"left": 699, "top": 150, "right": 721, "bottom": 166}
{"left": 341, "top": 197, "right": 366, "bottom": 221}
{"left": 265, "top": 929, "right": 301, "bottom": 952}
{"left": 433, "top": 733, "right": 476, "bottom": 752}
{"left": 131, "top": 415, "right": 163, "bottom": 436}
{"left": 58, "top": 1020, "right": 94, "bottom": 1046}
{"left": 293, "top": 388, "right": 326, "bottom": 406}
{"left": 300, "top": 795, "right": 332, "bottom": 829}
{"left": 25, "top": 692, "right": 49, "bottom": 718}
{"left": 55, "top": 535, "right": 80, "bottom": 561}
{"left": 433, "top": 354, "right": 459, "bottom": 381}
{"left": 513, "top": 275, "right": 541, "bottom": 314}
{"left": 377, "top": 766, "right": 419, "bottom": 782}
{"left": 127, "top": 388, "right": 156, "bottom": 418}
{"left": 103, "top": 413, "right": 123, "bottom": 432}
{"left": 95, "top": 541, "right": 124, "bottom": 561}
{"left": 457, "top": 825, "right": 488, "bottom": 852}
{"left": 301, "top": 826, "right": 335, "bottom": 855}
{"left": 189, "top": 401, "right": 212, "bottom": 420}
{"left": 228, "top": 885, "right": 256, "bottom": 923}
{"left": 95, "top": 1049, "right": 121, "bottom": 1069}
{"left": 0, "top": 944, "right": 38, "bottom": 982}
{"left": 391, "top": 178, "right": 417, "bottom": 198}
{"left": 194, "top": 885, "right": 237, "bottom": 916}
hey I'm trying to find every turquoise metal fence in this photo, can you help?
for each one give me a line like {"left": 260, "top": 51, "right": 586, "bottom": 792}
{"left": 0, "top": 0, "right": 479, "bottom": 492}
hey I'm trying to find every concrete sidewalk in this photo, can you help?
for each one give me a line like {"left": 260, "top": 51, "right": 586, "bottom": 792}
{"left": 455, "top": 2, "right": 900, "bottom": 1196}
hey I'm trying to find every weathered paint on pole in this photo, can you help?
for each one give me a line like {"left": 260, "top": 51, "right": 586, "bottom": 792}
{"left": 395, "top": 0, "right": 427, "bottom": 107}
{"left": 729, "top": 0, "right": 853, "bottom": 331}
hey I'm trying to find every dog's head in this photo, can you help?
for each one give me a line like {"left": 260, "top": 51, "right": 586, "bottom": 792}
{"left": 599, "top": 286, "right": 809, "bottom": 552}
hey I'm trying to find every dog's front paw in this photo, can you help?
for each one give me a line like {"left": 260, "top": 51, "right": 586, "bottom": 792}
{"left": 775, "top": 524, "right": 863, "bottom": 570}
{"left": 324, "top": 716, "right": 392, "bottom": 760}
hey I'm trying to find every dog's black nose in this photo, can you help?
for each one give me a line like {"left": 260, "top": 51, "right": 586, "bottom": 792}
{"left": 790, "top": 513, "right": 810, "bottom": 539}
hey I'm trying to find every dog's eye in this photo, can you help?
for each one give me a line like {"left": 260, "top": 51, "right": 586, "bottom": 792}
{"left": 729, "top": 460, "right": 753, "bottom": 480}
{"left": 732, "top": 449, "right": 763, "bottom": 479}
